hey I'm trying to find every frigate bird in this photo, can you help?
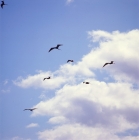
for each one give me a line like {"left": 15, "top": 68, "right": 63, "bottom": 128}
{"left": 67, "top": 60, "right": 74, "bottom": 63}
{"left": 83, "top": 82, "right": 90, "bottom": 84}
{"left": 48, "top": 44, "right": 62, "bottom": 52}
{"left": 103, "top": 61, "right": 115, "bottom": 67}
{"left": 43, "top": 76, "right": 51, "bottom": 81}
{"left": 23, "top": 108, "right": 37, "bottom": 111}
{"left": 1, "top": 1, "right": 7, "bottom": 8}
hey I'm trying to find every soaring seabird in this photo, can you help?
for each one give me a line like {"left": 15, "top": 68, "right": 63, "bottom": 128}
{"left": 48, "top": 44, "right": 63, "bottom": 52}
{"left": 23, "top": 108, "right": 37, "bottom": 111}
{"left": 1, "top": 1, "right": 7, "bottom": 9}
{"left": 43, "top": 76, "right": 51, "bottom": 81}
{"left": 67, "top": 60, "right": 74, "bottom": 63}
{"left": 103, "top": 61, "right": 115, "bottom": 67}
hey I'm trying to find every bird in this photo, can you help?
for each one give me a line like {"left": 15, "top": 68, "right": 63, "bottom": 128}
{"left": 23, "top": 108, "right": 37, "bottom": 111}
{"left": 43, "top": 76, "right": 51, "bottom": 81}
{"left": 48, "top": 44, "right": 63, "bottom": 52}
{"left": 103, "top": 61, "right": 115, "bottom": 67}
{"left": 1, "top": 1, "right": 7, "bottom": 9}
{"left": 67, "top": 60, "right": 74, "bottom": 63}
{"left": 83, "top": 82, "right": 90, "bottom": 84}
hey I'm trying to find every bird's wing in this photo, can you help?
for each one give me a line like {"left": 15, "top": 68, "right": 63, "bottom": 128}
{"left": 103, "top": 63, "right": 108, "bottom": 67}
{"left": 48, "top": 47, "right": 54, "bottom": 52}
{"left": 57, "top": 44, "right": 62, "bottom": 48}
{"left": 1, "top": 4, "right": 3, "bottom": 8}
{"left": 32, "top": 108, "right": 37, "bottom": 110}
{"left": 67, "top": 60, "right": 70, "bottom": 63}
{"left": 24, "top": 109, "right": 30, "bottom": 111}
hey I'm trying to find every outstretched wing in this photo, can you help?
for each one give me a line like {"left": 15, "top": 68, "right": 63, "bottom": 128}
{"left": 67, "top": 60, "right": 70, "bottom": 63}
{"left": 24, "top": 109, "right": 30, "bottom": 111}
{"left": 48, "top": 47, "right": 55, "bottom": 52}
{"left": 103, "top": 63, "right": 109, "bottom": 67}
{"left": 32, "top": 108, "right": 37, "bottom": 110}
{"left": 1, "top": 3, "right": 3, "bottom": 8}
{"left": 56, "top": 44, "right": 62, "bottom": 48}
{"left": 43, "top": 78, "right": 46, "bottom": 81}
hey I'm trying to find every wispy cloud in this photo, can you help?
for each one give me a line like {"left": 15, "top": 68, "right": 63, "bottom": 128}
{"left": 66, "top": 0, "right": 74, "bottom": 5}
{"left": 11, "top": 136, "right": 31, "bottom": 140}
{"left": 26, "top": 123, "right": 39, "bottom": 128}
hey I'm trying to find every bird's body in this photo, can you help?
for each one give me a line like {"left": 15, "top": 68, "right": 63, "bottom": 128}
{"left": 67, "top": 60, "right": 74, "bottom": 63}
{"left": 43, "top": 76, "right": 51, "bottom": 81}
{"left": 24, "top": 108, "right": 37, "bottom": 111}
{"left": 48, "top": 44, "right": 62, "bottom": 52}
{"left": 1, "top": 1, "right": 7, "bottom": 8}
{"left": 83, "top": 82, "right": 90, "bottom": 84}
{"left": 103, "top": 61, "right": 114, "bottom": 67}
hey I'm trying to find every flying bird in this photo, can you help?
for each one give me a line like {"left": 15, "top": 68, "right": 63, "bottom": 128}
{"left": 83, "top": 82, "right": 90, "bottom": 84}
{"left": 43, "top": 76, "right": 51, "bottom": 80}
{"left": 48, "top": 44, "right": 63, "bottom": 52}
{"left": 23, "top": 108, "right": 37, "bottom": 111}
{"left": 1, "top": 1, "right": 7, "bottom": 9}
{"left": 103, "top": 61, "right": 115, "bottom": 67}
{"left": 67, "top": 60, "right": 74, "bottom": 63}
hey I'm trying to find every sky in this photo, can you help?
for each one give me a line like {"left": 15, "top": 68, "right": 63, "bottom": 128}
{"left": 0, "top": 0, "right": 139, "bottom": 140}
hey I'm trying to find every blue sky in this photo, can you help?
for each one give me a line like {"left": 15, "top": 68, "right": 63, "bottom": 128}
{"left": 0, "top": 0, "right": 139, "bottom": 140}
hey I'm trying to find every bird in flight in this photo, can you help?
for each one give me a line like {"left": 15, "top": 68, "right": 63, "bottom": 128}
{"left": 103, "top": 61, "right": 115, "bottom": 67}
{"left": 43, "top": 76, "right": 51, "bottom": 81}
{"left": 1, "top": 1, "right": 7, "bottom": 9}
{"left": 23, "top": 108, "right": 37, "bottom": 111}
{"left": 67, "top": 60, "right": 74, "bottom": 63}
{"left": 48, "top": 44, "right": 63, "bottom": 52}
{"left": 83, "top": 82, "right": 90, "bottom": 84}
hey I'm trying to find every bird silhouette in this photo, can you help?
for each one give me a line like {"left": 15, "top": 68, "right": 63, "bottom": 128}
{"left": 43, "top": 76, "right": 51, "bottom": 81}
{"left": 1, "top": 1, "right": 7, "bottom": 9}
{"left": 67, "top": 60, "right": 74, "bottom": 63}
{"left": 103, "top": 61, "right": 115, "bottom": 67}
{"left": 23, "top": 108, "right": 37, "bottom": 111}
{"left": 83, "top": 82, "right": 90, "bottom": 84}
{"left": 48, "top": 44, "right": 63, "bottom": 52}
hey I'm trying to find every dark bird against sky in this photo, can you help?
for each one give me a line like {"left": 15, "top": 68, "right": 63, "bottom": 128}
{"left": 1, "top": 1, "right": 7, "bottom": 8}
{"left": 103, "top": 61, "right": 115, "bottom": 67}
{"left": 48, "top": 44, "right": 63, "bottom": 52}
{"left": 67, "top": 60, "right": 74, "bottom": 63}
{"left": 43, "top": 76, "right": 51, "bottom": 81}
{"left": 23, "top": 108, "right": 37, "bottom": 111}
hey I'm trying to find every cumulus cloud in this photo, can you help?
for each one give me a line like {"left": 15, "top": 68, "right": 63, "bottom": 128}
{"left": 13, "top": 62, "right": 95, "bottom": 90}
{"left": 14, "top": 30, "right": 139, "bottom": 140}
{"left": 87, "top": 29, "right": 139, "bottom": 84}
{"left": 38, "top": 124, "right": 139, "bottom": 140}
{"left": 26, "top": 123, "right": 39, "bottom": 128}
{"left": 14, "top": 29, "right": 139, "bottom": 90}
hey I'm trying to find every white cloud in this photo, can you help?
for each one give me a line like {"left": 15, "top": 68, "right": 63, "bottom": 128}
{"left": 32, "top": 81, "right": 139, "bottom": 126}
{"left": 14, "top": 30, "right": 139, "bottom": 140}
{"left": 87, "top": 29, "right": 139, "bottom": 84}
{"left": 14, "top": 30, "right": 139, "bottom": 90}
{"left": 26, "top": 123, "right": 39, "bottom": 128}
{"left": 38, "top": 123, "right": 139, "bottom": 140}
{"left": 13, "top": 62, "right": 95, "bottom": 90}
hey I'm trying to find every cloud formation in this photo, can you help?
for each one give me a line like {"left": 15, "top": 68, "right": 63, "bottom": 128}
{"left": 26, "top": 123, "right": 39, "bottom": 128}
{"left": 14, "top": 29, "right": 139, "bottom": 90}
{"left": 14, "top": 30, "right": 139, "bottom": 140}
